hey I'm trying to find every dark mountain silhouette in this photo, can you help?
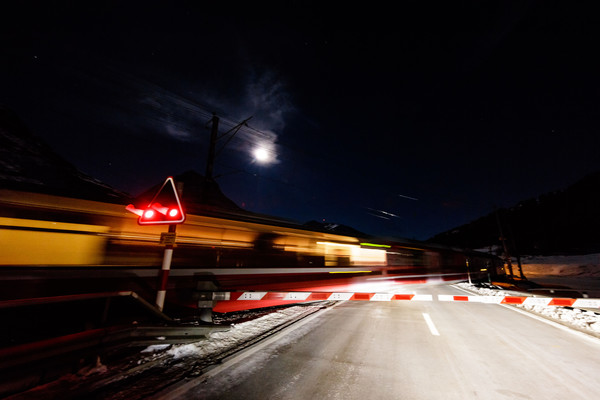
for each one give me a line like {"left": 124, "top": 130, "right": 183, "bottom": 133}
{"left": 0, "top": 106, "right": 131, "bottom": 203}
{"left": 133, "top": 170, "right": 245, "bottom": 215}
{"left": 135, "top": 171, "right": 366, "bottom": 234}
{"left": 303, "top": 220, "right": 370, "bottom": 238}
{"left": 133, "top": 172, "right": 377, "bottom": 237}
{"left": 428, "top": 171, "right": 600, "bottom": 256}
{"left": 133, "top": 170, "right": 301, "bottom": 226}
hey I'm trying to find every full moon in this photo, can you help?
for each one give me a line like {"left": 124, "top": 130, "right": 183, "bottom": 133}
{"left": 253, "top": 147, "right": 269, "bottom": 162}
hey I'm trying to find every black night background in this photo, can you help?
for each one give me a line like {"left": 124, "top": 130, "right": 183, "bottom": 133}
{"left": 2, "top": 1, "right": 600, "bottom": 241}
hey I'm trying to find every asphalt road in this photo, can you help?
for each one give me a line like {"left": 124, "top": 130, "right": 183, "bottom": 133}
{"left": 167, "top": 285, "right": 600, "bottom": 400}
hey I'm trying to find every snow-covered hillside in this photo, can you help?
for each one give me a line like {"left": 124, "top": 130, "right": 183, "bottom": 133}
{"left": 519, "top": 253, "right": 600, "bottom": 298}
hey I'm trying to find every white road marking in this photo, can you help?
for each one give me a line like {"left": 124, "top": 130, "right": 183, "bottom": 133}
{"left": 422, "top": 313, "right": 440, "bottom": 336}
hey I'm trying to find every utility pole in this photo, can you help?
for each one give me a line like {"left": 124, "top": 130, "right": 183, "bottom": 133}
{"left": 204, "top": 114, "right": 253, "bottom": 182}
{"left": 495, "top": 207, "right": 515, "bottom": 279}
{"left": 466, "top": 258, "right": 472, "bottom": 284}
{"left": 507, "top": 219, "right": 526, "bottom": 280}
{"left": 205, "top": 113, "right": 219, "bottom": 182}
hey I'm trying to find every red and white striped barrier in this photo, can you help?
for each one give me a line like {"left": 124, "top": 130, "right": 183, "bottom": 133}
{"left": 223, "top": 292, "right": 433, "bottom": 302}
{"left": 216, "top": 292, "right": 600, "bottom": 308}
{"left": 438, "top": 295, "right": 600, "bottom": 308}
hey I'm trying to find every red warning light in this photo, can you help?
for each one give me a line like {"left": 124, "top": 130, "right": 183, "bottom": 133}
{"left": 126, "top": 177, "right": 186, "bottom": 225}
{"left": 139, "top": 204, "right": 183, "bottom": 224}
{"left": 143, "top": 209, "right": 156, "bottom": 219}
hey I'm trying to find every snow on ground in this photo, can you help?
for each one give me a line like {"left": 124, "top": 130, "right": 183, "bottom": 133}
{"left": 457, "top": 252, "right": 600, "bottom": 337}
{"left": 139, "top": 304, "right": 327, "bottom": 363}
{"left": 458, "top": 254, "right": 600, "bottom": 337}
{"left": 456, "top": 282, "right": 600, "bottom": 337}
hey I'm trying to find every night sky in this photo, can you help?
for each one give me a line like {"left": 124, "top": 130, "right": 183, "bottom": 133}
{"left": 3, "top": 1, "right": 600, "bottom": 241}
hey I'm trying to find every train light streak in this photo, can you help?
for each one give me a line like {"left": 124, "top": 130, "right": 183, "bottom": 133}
{"left": 316, "top": 241, "right": 387, "bottom": 265}
{"left": 329, "top": 271, "right": 372, "bottom": 274}
{"left": 1, "top": 188, "right": 505, "bottom": 312}
{"left": 316, "top": 242, "right": 358, "bottom": 248}
{"left": 360, "top": 242, "right": 391, "bottom": 248}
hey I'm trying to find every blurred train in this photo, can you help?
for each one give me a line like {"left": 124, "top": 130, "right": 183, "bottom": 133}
{"left": 0, "top": 189, "right": 505, "bottom": 313}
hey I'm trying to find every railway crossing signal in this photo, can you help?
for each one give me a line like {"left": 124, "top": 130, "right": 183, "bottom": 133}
{"left": 126, "top": 176, "right": 185, "bottom": 225}
{"left": 126, "top": 176, "right": 186, "bottom": 311}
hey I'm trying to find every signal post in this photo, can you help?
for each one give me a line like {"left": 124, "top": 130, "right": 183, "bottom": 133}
{"left": 156, "top": 223, "right": 177, "bottom": 311}
{"left": 126, "top": 176, "right": 185, "bottom": 311}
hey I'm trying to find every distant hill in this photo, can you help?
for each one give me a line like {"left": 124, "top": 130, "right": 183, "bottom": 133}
{"left": 135, "top": 172, "right": 373, "bottom": 235}
{"left": 302, "top": 220, "right": 370, "bottom": 238}
{"left": 428, "top": 171, "right": 600, "bottom": 256}
{"left": 132, "top": 170, "right": 305, "bottom": 228}
{"left": 134, "top": 170, "right": 245, "bottom": 214}
{"left": 0, "top": 106, "right": 131, "bottom": 203}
